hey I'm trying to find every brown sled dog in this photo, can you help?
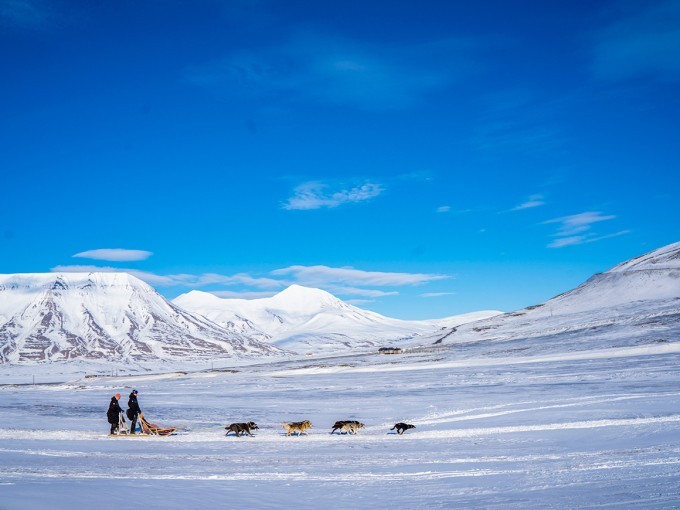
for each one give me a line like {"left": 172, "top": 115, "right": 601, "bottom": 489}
{"left": 225, "top": 421, "right": 259, "bottom": 437}
{"left": 391, "top": 422, "right": 416, "bottom": 435}
{"left": 282, "top": 420, "right": 312, "bottom": 436}
{"left": 331, "top": 420, "right": 365, "bottom": 435}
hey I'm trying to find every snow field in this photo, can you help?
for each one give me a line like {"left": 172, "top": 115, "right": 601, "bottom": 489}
{"left": 2, "top": 347, "right": 680, "bottom": 508}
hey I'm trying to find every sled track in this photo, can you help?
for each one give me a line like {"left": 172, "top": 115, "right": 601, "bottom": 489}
{"left": 1, "top": 413, "right": 680, "bottom": 442}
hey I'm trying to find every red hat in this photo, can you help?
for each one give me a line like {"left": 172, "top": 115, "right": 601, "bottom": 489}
{"left": 115, "top": 393, "right": 121, "bottom": 399}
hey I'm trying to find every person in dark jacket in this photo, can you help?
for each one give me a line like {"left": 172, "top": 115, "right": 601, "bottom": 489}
{"left": 106, "top": 393, "right": 122, "bottom": 434}
{"left": 127, "top": 390, "right": 141, "bottom": 434}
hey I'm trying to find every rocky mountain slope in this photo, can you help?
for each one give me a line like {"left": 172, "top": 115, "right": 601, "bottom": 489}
{"left": 0, "top": 273, "right": 281, "bottom": 364}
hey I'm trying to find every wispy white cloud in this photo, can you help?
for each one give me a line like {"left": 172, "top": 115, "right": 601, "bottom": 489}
{"left": 322, "top": 285, "right": 399, "bottom": 298}
{"left": 511, "top": 194, "right": 545, "bottom": 211}
{"left": 543, "top": 211, "right": 629, "bottom": 248}
{"left": 283, "top": 181, "right": 384, "bottom": 210}
{"left": 73, "top": 249, "right": 153, "bottom": 262}
{"left": 51, "top": 266, "right": 288, "bottom": 290}
{"left": 271, "top": 265, "right": 449, "bottom": 286}
{"left": 193, "top": 273, "right": 285, "bottom": 289}
{"left": 543, "top": 211, "right": 616, "bottom": 237}
{"left": 186, "top": 33, "right": 481, "bottom": 110}
{"left": 437, "top": 205, "right": 451, "bottom": 213}
{"left": 547, "top": 236, "right": 586, "bottom": 248}
{"left": 591, "top": 0, "right": 680, "bottom": 81}
{"left": 51, "top": 265, "right": 178, "bottom": 286}
{"left": 209, "top": 290, "right": 278, "bottom": 299}
{"left": 547, "top": 230, "right": 631, "bottom": 249}
{"left": 345, "top": 299, "right": 375, "bottom": 306}
{"left": 51, "top": 263, "right": 448, "bottom": 302}
{"left": 421, "top": 292, "right": 456, "bottom": 298}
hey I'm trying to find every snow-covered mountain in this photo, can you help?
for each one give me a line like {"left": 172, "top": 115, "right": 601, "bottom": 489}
{"left": 4, "top": 243, "right": 676, "bottom": 365}
{"left": 425, "top": 241, "right": 680, "bottom": 353}
{"left": 174, "top": 284, "right": 500, "bottom": 354}
{"left": 0, "top": 273, "right": 282, "bottom": 364}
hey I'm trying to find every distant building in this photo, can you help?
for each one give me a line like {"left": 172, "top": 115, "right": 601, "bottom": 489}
{"left": 378, "top": 347, "right": 403, "bottom": 354}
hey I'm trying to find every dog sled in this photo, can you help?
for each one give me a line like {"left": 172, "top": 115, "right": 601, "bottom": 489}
{"left": 139, "top": 414, "right": 186, "bottom": 435}
{"left": 111, "top": 412, "right": 185, "bottom": 437}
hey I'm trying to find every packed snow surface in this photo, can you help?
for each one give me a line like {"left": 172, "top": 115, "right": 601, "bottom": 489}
{"left": 1, "top": 341, "right": 679, "bottom": 509}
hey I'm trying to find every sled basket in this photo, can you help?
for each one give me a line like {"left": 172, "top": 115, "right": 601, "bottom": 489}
{"left": 138, "top": 414, "right": 186, "bottom": 436}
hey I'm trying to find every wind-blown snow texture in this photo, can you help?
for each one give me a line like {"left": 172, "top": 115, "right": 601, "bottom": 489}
{"left": 174, "top": 284, "right": 500, "bottom": 354}
{"left": 0, "top": 243, "right": 679, "bottom": 508}
{"left": 0, "top": 273, "right": 281, "bottom": 364}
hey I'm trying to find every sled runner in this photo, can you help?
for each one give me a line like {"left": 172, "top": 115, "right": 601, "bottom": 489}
{"left": 111, "top": 412, "right": 184, "bottom": 437}
{"left": 110, "top": 410, "right": 130, "bottom": 435}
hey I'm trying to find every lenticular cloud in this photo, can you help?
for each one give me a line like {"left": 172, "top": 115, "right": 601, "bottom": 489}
{"left": 73, "top": 249, "right": 153, "bottom": 262}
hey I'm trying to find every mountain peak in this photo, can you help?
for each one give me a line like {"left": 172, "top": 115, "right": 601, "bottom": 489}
{"left": 268, "top": 284, "right": 340, "bottom": 310}
{"left": 174, "top": 289, "right": 222, "bottom": 303}
{"left": 275, "top": 284, "right": 334, "bottom": 297}
{"left": 0, "top": 272, "right": 280, "bottom": 364}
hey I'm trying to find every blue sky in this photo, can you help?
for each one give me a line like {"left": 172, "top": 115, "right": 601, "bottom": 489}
{"left": 1, "top": 0, "right": 678, "bottom": 319}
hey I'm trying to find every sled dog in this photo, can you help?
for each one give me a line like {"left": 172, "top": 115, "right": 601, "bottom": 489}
{"left": 225, "top": 421, "right": 259, "bottom": 437}
{"left": 391, "top": 422, "right": 416, "bottom": 435}
{"left": 282, "top": 420, "right": 312, "bottom": 436}
{"left": 331, "top": 420, "right": 365, "bottom": 434}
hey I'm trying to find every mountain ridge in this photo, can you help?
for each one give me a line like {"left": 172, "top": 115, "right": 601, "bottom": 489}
{"left": 2, "top": 242, "right": 678, "bottom": 365}
{"left": 607, "top": 241, "right": 680, "bottom": 273}
{"left": 0, "top": 272, "right": 282, "bottom": 364}
{"left": 173, "top": 284, "right": 501, "bottom": 354}
{"left": 424, "top": 241, "right": 680, "bottom": 352}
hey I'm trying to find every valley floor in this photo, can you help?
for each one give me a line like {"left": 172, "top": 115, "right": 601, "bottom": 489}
{"left": 1, "top": 346, "right": 680, "bottom": 509}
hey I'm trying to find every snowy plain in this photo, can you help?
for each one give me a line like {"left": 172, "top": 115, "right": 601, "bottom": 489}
{"left": 2, "top": 343, "right": 680, "bottom": 509}
{"left": 1, "top": 242, "right": 679, "bottom": 508}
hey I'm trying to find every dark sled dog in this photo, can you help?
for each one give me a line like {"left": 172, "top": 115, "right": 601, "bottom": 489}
{"left": 391, "top": 422, "right": 416, "bottom": 435}
{"left": 225, "top": 421, "right": 259, "bottom": 437}
{"left": 331, "top": 420, "right": 365, "bottom": 435}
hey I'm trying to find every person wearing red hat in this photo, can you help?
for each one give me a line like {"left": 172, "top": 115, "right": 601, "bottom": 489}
{"left": 106, "top": 393, "right": 123, "bottom": 435}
